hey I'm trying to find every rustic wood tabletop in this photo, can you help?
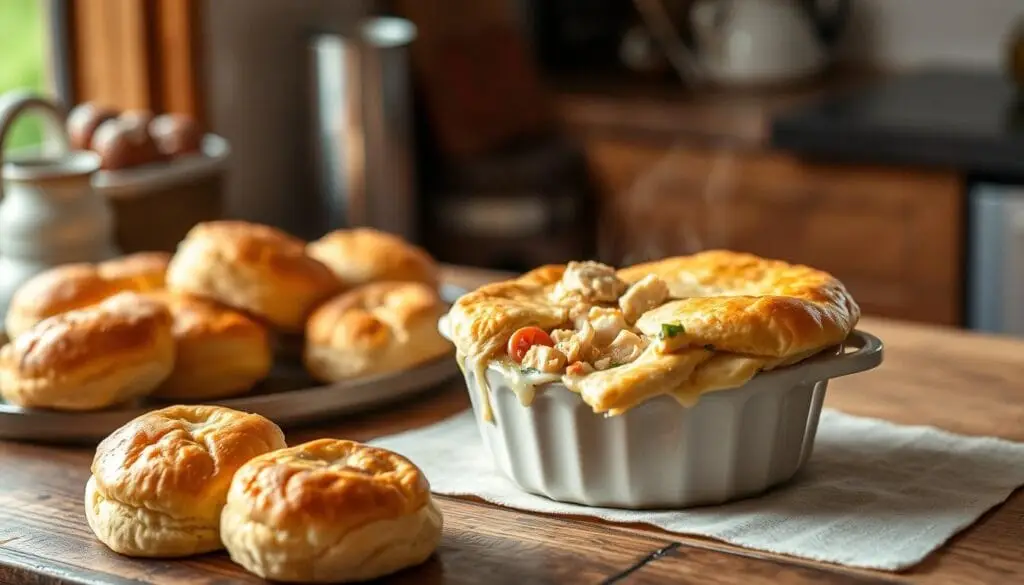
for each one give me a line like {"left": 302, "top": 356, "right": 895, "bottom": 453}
{"left": 1, "top": 266, "right": 1023, "bottom": 584}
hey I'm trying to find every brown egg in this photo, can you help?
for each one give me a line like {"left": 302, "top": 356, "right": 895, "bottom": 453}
{"left": 149, "top": 113, "right": 203, "bottom": 158}
{"left": 120, "top": 109, "right": 156, "bottom": 129}
{"left": 66, "top": 102, "right": 118, "bottom": 150}
{"left": 91, "top": 117, "right": 163, "bottom": 170}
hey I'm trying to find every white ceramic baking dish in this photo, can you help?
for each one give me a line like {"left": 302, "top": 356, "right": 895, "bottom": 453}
{"left": 440, "top": 317, "right": 883, "bottom": 510}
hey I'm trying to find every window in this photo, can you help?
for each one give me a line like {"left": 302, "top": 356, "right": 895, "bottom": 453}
{"left": 0, "top": 0, "right": 49, "bottom": 149}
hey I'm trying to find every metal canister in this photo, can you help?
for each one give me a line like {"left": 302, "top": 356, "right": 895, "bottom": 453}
{"left": 309, "top": 17, "right": 419, "bottom": 240}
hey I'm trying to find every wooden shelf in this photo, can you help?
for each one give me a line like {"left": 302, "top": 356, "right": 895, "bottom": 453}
{"left": 548, "top": 66, "right": 884, "bottom": 148}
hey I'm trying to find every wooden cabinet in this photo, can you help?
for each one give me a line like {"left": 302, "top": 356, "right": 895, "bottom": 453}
{"left": 582, "top": 138, "right": 965, "bottom": 326}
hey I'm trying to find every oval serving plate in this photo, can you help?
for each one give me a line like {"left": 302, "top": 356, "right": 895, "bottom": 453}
{"left": 0, "top": 355, "right": 459, "bottom": 444}
{"left": 0, "top": 283, "right": 472, "bottom": 445}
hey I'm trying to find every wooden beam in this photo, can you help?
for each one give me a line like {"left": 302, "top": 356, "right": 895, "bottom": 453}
{"left": 65, "top": 0, "right": 206, "bottom": 126}
{"left": 153, "top": 0, "right": 205, "bottom": 122}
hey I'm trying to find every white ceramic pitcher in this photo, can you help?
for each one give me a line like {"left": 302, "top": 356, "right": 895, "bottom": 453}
{"left": 0, "top": 90, "right": 120, "bottom": 323}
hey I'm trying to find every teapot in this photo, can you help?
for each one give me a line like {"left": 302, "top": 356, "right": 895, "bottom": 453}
{"left": 0, "top": 91, "right": 120, "bottom": 323}
{"left": 636, "top": 0, "right": 851, "bottom": 86}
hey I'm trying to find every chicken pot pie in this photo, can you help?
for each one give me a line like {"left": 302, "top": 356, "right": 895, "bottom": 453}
{"left": 446, "top": 250, "right": 860, "bottom": 418}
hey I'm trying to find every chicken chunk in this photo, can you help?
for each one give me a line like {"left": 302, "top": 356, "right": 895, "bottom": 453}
{"left": 552, "top": 321, "right": 596, "bottom": 364}
{"left": 605, "top": 330, "right": 646, "bottom": 365}
{"left": 554, "top": 261, "right": 627, "bottom": 303}
{"left": 619, "top": 274, "right": 670, "bottom": 323}
{"left": 579, "top": 306, "right": 629, "bottom": 347}
{"left": 520, "top": 344, "right": 568, "bottom": 374}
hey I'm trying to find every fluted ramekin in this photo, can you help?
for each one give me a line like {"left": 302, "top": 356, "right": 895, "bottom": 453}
{"left": 442, "top": 318, "right": 883, "bottom": 510}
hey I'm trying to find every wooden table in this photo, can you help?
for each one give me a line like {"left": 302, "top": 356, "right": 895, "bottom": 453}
{"left": 2, "top": 268, "right": 1024, "bottom": 584}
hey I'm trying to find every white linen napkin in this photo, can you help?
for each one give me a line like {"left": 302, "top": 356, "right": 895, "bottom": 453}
{"left": 370, "top": 408, "right": 1024, "bottom": 571}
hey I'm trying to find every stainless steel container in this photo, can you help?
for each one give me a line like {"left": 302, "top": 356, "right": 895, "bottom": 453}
{"left": 309, "top": 17, "right": 418, "bottom": 240}
{"left": 441, "top": 318, "right": 883, "bottom": 510}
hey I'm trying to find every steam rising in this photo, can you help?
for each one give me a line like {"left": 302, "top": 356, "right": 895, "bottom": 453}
{"left": 600, "top": 144, "right": 738, "bottom": 267}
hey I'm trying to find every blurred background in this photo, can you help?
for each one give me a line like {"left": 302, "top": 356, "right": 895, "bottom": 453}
{"left": 1, "top": 0, "right": 1024, "bottom": 335}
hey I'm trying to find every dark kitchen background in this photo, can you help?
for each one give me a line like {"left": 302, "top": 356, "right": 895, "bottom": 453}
{"left": 3, "top": 0, "right": 1024, "bottom": 335}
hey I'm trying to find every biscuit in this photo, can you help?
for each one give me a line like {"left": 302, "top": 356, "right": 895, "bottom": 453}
{"left": 166, "top": 221, "right": 341, "bottom": 332}
{"left": 85, "top": 405, "right": 287, "bottom": 557}
{"left": 149, "top": 293, "right": 273, "bottom": 400}
{"left": 221, "top": 439, "right": 442, "bottom": 582}
{"left": 304, "top": 282, "right": 451, "bottom": 382}
{"left": 5, "top": 252, "right": 171, "bottom": 339}
{"left": 0, "top": 292, "right": 175, "bottom": 411}
{"left": 307, "top": 228, "right": 439, "bottom": 288}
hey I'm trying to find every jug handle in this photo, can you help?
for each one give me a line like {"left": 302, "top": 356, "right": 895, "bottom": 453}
{"left": 0, "top": 90, "right": 71, "bottom": 200}
{"left": 633, "top": 0, "right": 705, "bottom": 86}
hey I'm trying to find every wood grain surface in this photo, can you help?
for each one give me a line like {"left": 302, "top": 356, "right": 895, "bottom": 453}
{"left": 2, "top": 268, "right": 1024, "bottom": 584}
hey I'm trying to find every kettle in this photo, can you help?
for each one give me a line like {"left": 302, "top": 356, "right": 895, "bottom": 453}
{"left": 636, "top": 0, "right": 850, "bottom": 86}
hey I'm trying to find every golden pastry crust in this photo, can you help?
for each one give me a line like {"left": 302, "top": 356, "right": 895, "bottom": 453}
{"left": 165, "top": 221, "right": 342, "bottom": 332}
{"left": 0, "top": 292, "right": 175, "bottom": 411}
{"left": 620, "top": 250, "right": 860, "bottom": 357}
{"left": 5, "top": 252, "right": 172, "bottom": 339}
{"left": 221, "top": 439, "right": 442, "bottom": 582}
{"left": 97, "top": 251, "right": 171, "bottom": 291}
{"left": 304, "top": 282, "right": 452, "bottom": 381}
{"left": 85, "top": 405, "right": 287, "bottom": 557}
{"left": 147, "top": 292, "right": 273, "bottom": 400}
{"left": 307, "top": 228, "right": 439, "bottom": 288}
{"left": 447, "top": 250, "right": 859, "bottom": 415}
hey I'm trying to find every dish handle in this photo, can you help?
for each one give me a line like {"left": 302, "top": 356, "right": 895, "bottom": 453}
{"left": 800, "top": 329, "right": 884, "bottom": 382}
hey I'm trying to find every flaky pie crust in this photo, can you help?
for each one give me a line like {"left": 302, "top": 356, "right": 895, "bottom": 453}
{"left": 447, "top": 250, "right": 860, "bottom": 414}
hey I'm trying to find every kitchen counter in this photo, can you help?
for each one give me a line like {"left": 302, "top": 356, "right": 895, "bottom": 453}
{"left": 771, "top": 67, "right": 1024, "bottom": 177}
{"left": 2, "top": 266, "right": 1024, "bottom": 584}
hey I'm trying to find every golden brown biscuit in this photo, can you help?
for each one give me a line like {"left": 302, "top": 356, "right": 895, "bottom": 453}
{"left": 221, "top": 439, "right": 442, "bottom": 582}
{"left": 446, "top": 250, "right": 859, "bottom": 416}
{"left": 148, "top": 292, "right": 273, "bottom": 400}
{"left": 307, "top": 228, "right": 439, "bottom": 288}
{"left": 0, "top": 292, "right": 175, "bottom": 411}
{"left": 97, "top": 251, "right": 171, "bottom": 291}
{"left": 85, "top": 405, "right": 287, "bottom": 557}
{"left": 4, "top": 264, "right": 120, "bottom": 339}
{"left": 166, "top": 221, "right": 342, "bottom": 333}
{"left": 304, "top": 282, "right": 452, "bottom": 382}
{"left": 5, "top": 252, "right": 173, "bottom": 339}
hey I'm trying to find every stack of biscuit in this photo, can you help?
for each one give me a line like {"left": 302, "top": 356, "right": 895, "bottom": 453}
{"left": 0, "top": 221, "right": 454, "bottom": 412}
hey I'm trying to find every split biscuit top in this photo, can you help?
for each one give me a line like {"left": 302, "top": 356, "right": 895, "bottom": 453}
{"left": 304, "top": 281, "right": 452, "bottom": 381}
{"left": 85, "top": 404, "right": 287, "bottom": 557}
{"left": 307, "top": 228, "right": 439, "bottom": 288}
{"left": 165, "top": 221, "right": 342, "bottom": 332}
{"left": 447, "top": 250, "right": 860, "bottom": 417}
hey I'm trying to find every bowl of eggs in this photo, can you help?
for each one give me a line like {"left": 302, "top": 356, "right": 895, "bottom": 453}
{"left": 65, "top": 102, "right": 230, "bottom": 254}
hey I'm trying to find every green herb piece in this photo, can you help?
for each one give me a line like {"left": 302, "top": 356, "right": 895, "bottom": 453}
{"left": 660, "top": 322, "right": 685, "bottom": 340}
{"left": 703, "top": 344, "right": 716, "bottom": 351}
{"left": 520, "top": 367, "right": 540, "bottom": 375}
